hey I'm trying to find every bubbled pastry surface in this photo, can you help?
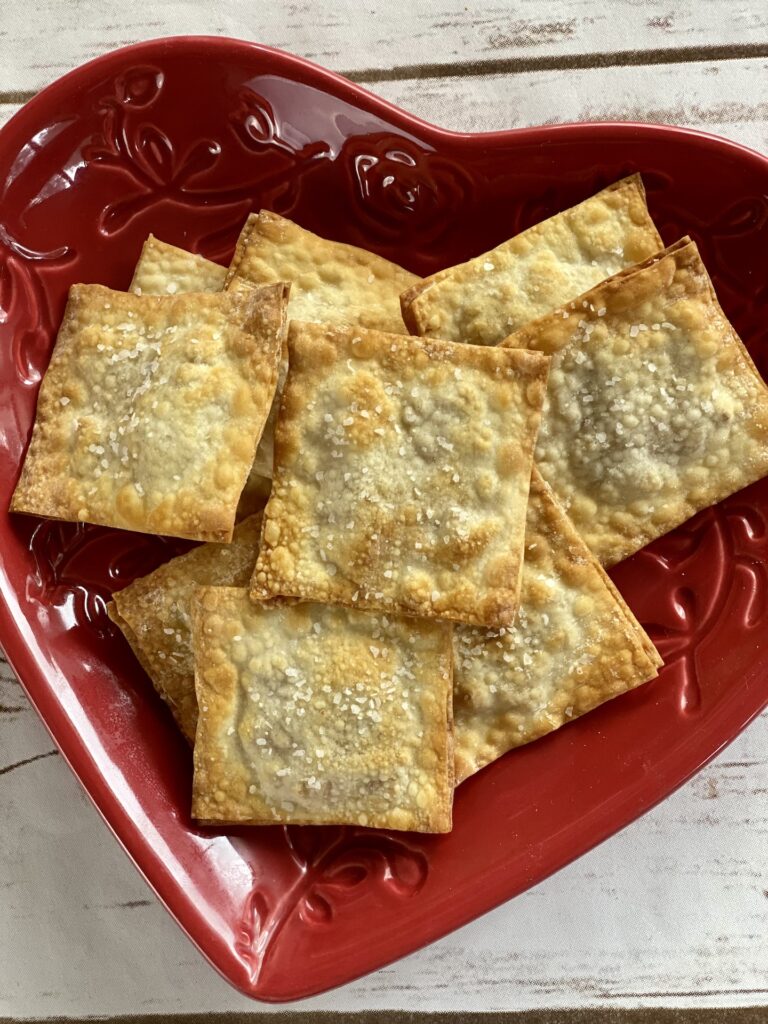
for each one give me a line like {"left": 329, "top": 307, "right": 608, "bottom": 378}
{"left": 128, "top": 235, "right": 288, "bottom": 499}
{"left": 400, "top": 174, "right": 662, "bottom": 346}
{"left": 453, "top": 469, "right": 660, "bottom": 783}
{"left": 109, "top": 513, "right": 263, "bottom": 742}
{"left": 226, "top": 209, "right": 420, "bottom": 334}
{"left": 250, "top": 321, "right": 550, "bottom": 627}
{"left": 11, "top": 283, "right": 284, "bottom": 542}
{"left": 191, "top": 589, "right": 454, "bottom": 832}
{"left": 503, "top": 237, "right": 768, "bottom": 566}
{"left": 130, "top": 234, "right": 228, "bottom": 295}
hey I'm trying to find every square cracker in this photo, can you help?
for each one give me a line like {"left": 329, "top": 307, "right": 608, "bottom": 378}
{"left": 11, "top": 283, "right": 285, "bottom": 542}
{"left": 225, "top": 210, "right": 420, "bottom": 333}
{"left": 130, "top": 234, "right": 228, "bottom": 295}
{"left": 453, "top": 469, "right": 661, "bottom": 783}
{"left": 501, "top": 237, "right": 768, "bottom": 566}
{"left": 400, "top": 174, "right": 663, "bottom": 346}
{"left": 191, "top": 588, "right": 454, "bottom": 832}
{"left": 250, "top": 322, "right": 550, "bottom": 627}
{"left": 128, "top": 236, "right": 280, "bottom": 496}
{"left": 108, "top": 513, "right": 263, "bottom": 742}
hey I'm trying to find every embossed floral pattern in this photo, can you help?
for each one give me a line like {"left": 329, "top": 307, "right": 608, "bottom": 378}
{"left": 623, "top": 497, "right": 768, "bottom": 714}
{"left": 236, "top": 825, "right": 428, "bottom": 981}
{"left": 24, "top": 518, "right": 189, "bottom": 638}
{"left": 84, "top": 77, "right": 330, "bottom": 238}
{"left": 342, "top": 133, "right": 474, "bottom": 246}
{"left": 26, "top": 521, "right": 115, "bottom": 636}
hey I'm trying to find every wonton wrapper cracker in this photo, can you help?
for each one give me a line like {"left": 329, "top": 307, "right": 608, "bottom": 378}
{"left": 250, "top": 322, "right": 550, "bottom": 627}
{"left": 108, "top": 514, "right": 263, "bottom": 742}
{"left": 226, "top": 210, "right": 420, "bottom": 333}
{"left": 191, "top": 588, "right": 454, "bottom": 832}
{"left": 129, "top": 236, "right": 281, "bottom": 497}
{"left": 453, "top": 470, "right": 661, "bottom": 783}
{"left": 130, "top": 235, "right": 227, "bottom": 295}
{"left": 400, "top": 174, "right": 662, "bottom": 346}
{"left": 11, "top": 284, "right": 285, "bottom": 542}
{"left": 502, "top": 237, "right": 768, "bottom": 566}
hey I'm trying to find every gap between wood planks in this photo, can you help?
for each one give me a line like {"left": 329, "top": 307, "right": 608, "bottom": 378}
{"left": 0, "top": 41, "right": 767, "bottom": 106}
{"left": 346, "top": 41, "right": 768, "bottom": 82}
{"left": 1, "top": 1007, "right": 767, "bottom": 1023}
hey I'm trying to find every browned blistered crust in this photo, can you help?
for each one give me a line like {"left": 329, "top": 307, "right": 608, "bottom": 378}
{"left": 108, "top": 514, "right": 263, "bottom": 742}
{"left": 191, "top": 589, "right": 454, "bottom": 832}
{"left": 130, "top": 234, "right": 227, "bottom": 295}
{"left": 250, "top": 321, "right": 550, "bottom": 628}
{"left": 227, "top": 209, "right": 420, "bottom": 334}
{"left": 400, "top": 174, "right": 663, "bottom": 346}
{"left": 502, "top": 237, "right": 768, "bottom": 566}
{"left": 11, "top": 284, "right": 286, "bottom": 542}
{"left": 453, "top": 470, "right": 660, "bottom": 783}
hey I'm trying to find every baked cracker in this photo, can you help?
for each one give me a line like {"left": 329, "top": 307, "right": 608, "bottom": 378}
{"left": 226, "top": 210, "right": 420, "bottom": 333}
{"left": 108, "top": 513, "right": 263, "bottom": 742}
{"left": 130, "top": 235, "right": 227, "bottom": 295}
{"left": 400, "top": 174, "right": 662, "bottom": 346}
{"left": 11, "top": 283, "right": 284, "bottom": 542}
{"left": 191, "top": 588, "right": 454, "bottom": 832}
{"left": 250, "top": 321, "right": 550, "bottom": 627}
{"left": 453, "top": 469, "right": 661, "bottom": 783}
{"left": 502, "top": 237, "right": 768, "bottom": 566}
{"left": 129, "top": 237, "right": 286, "bottom": 494}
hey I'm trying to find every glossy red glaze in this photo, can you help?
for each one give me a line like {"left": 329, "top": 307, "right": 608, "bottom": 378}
{"left": 1, "top": 37, "right": 767, "bottom": 1003}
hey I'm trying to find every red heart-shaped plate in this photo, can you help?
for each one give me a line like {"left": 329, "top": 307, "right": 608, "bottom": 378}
{"left": 1, "top": 36, "right": 767, "bottom": 1001}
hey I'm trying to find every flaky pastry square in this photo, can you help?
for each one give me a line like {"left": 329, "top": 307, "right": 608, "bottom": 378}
{"left": 11, "top": 283, "right": 285, "bottom": 542}
{"left": 191, "top": 588, "right": 454, "bottom": 832}
{"left": 108, "top": 513, "right": 263, "bottom": 742}
{"left": 129, "top": 235, "right": 228, "bottom": 295}
{"left": 128, "top": 236, "right": 281, "bottom": 497}
{"left": 400, "top": 174, "right": 662, "bottom": 346}
{"left": 501, "top": 237, "right": 768, "bottom": 566}
{"left": 250, "top": 322, "right": 550, "bottom": 627}
{"left": 453, "top": 469, "right": 661, "bottom": 783}
{"left": 225, "top": 210, "right": 420, "bottom": 333}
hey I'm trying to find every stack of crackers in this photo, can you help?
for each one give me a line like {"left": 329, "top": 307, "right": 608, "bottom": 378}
{"left": 12, "top": 175, "right": 768, "bottom": 833}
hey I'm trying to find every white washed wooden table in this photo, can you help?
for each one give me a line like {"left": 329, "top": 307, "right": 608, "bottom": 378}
{"left": 1, "top": 4, "right": 767, "bottom": 1020}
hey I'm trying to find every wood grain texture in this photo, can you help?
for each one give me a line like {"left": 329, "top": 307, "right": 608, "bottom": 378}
{"left": 372, "top": 58, "right": 768, "bottom": 153}
{"left": 2, "top": 1013, "right": 768, "bottom": 1024}
{"left": 0, "top": 1, "right": 766, "bottom": 91}
{"left": 1, "top": 59, "right": 767, "bottom": 153}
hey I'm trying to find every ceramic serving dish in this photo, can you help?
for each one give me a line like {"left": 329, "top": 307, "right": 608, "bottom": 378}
{"left": 1, "top": 36, "right": 767, "bottom": 1001}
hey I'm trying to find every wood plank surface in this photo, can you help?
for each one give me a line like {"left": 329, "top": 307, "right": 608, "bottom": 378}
{"left": 2, "top": 58, "right": 767, "bottom": 151}
{"left": 373, "top": 58, "right": 768, "bottom": 151}
{"left": 0, "top": 2, "right": 767, "bottom": 1017}
{"left": 0, "top": 1, "right": 767, "bottom": 94}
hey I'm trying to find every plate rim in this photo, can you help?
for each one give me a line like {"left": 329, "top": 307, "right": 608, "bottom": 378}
{"left": 4, "top": 33, "right": 768, "bottom": 167}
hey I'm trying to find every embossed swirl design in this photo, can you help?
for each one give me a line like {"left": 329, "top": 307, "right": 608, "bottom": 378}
{"left": 0, "top": 227, "right": 75, "bottom": 385}
{"left": 25, "top": 519, "right": 189, "bottom": 638}
{"left": 84, "top": 74, "right": 332, "bottom": 241}
{"left": 236, "top": 826, "right": 428, "bottom": 982}
{"left": 633, "top": 500, "right": 768, "bottom": 713}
